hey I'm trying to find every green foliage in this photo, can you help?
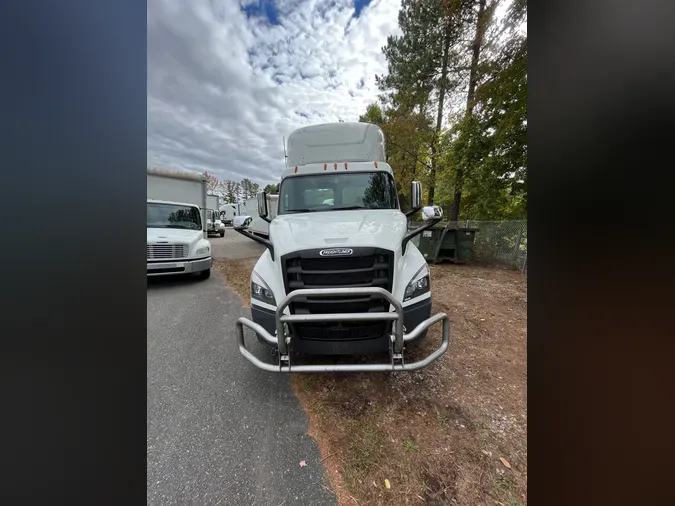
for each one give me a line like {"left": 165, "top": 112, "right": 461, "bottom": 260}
{"left": 222, "top": 180, "right": 239, "bottom": 203}
{"left": 376, "top": 0, "right": 475, "bottom": 204}
{"left": 239, "top": 178, "right": 260, "bottom": 199}
{"left": 377, "top": 0, "right": 466, "bottom": 110}
{"left": 358, "top": 104, "right": 384, "bottom": 125}
{"left": 367, "top": 0, "right": 527, "bottom": 221}
{"left": 263, "top": 183, "right": 280, "bottom": 194}
{"left": 439, "top": 4, "right": 527, "bottom": 219}
{"left": 359, "top": 101, "right": 434, "bottom": 213}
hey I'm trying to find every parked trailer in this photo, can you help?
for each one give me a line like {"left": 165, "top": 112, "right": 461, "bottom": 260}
{"left": 234, "top": 122, "right": 449, "bottom": 372}
{"left": 147, "top": 167, "right": 212, "bottom": 279}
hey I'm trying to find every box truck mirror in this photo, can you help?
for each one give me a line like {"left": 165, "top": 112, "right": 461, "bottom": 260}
{"left": 422, "top": 205, "right": 443, "bottom": 221}
{"left": 233, "top": 216, "right": 252, "bottom": 230}
{"left": 405, "top": 180, "right": 423, "bottom": 218}
{"left": 257, "top": 191, "right": 271, "bottom": 224}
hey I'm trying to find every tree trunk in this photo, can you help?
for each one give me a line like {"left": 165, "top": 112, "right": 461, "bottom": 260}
{"left": 450, "top": 0, "right": 486, "bottom": 222}
{"left": 411, "top": 151, "right": 418, "bottom": 180}
{"left": 428, "top": 23, "right": 452, "bottom": 206}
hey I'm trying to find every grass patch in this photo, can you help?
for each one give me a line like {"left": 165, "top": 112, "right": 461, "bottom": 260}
{"left": 342, "top": 419, "right": 387, "bottom": 490}
{"left": 213, "top": 258, "right": 256, "bottom": 307}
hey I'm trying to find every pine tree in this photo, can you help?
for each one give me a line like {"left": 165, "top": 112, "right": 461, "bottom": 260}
{"left": 441, "top": 0, "right": 526, "bottom": 219}
{"left": 377, "top": 0, "right": 469, "bottom": 205}
{"left": 222, "top": 180, "right": 237, "bottom": 203}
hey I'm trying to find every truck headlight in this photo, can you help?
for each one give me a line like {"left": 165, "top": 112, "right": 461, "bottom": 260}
{"left": 404, "top": 264, "right": 430, "bottom": 302}
{"left": 196, "top": 246, "right": 210, "bottom": 255}
{"left": 251, "top": 272, "right": 276, "bottom": 305}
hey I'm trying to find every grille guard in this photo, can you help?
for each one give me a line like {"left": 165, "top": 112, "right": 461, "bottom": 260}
{"left": 235, "top": 287, "right": 451, "bottom": 372}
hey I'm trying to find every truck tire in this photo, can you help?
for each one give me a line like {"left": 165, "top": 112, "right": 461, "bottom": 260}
{"left": 198, "top": 268, "right": 211, "bottom": 280}
{"left": 220, "top": 230, "right": 225, "bottom": 237}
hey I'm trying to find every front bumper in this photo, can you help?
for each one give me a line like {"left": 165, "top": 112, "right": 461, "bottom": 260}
{"left": 237, "top": 287, "right": 450, "bottom": 373}
{"left": 401, "top": 298, "right": 432, "bottom": 344}
{"left": 147, "top": 256, "right": 211, "bottom": 276}
{"left": 250, "top": 296, "right": 432, "bottom": 354}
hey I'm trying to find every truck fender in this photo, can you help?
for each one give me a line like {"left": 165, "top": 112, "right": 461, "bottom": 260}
{"left": 251, "top": 250, "right": 285, "bottom": 308}
{"left": 394, "top": 243, "right": 429, "bottom": 304}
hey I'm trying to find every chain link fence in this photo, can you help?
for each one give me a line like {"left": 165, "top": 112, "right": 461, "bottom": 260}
{"left": 464, "top": 220, "right": 527, "bottom": 272}
{"left": 408, "top": 219, "right": 527, "bottom": 272}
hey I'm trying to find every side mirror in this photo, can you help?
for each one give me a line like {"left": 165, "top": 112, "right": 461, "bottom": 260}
{"left": 233, "top": 215, "right": 252, "bottom": 230}
{"left": 421, "top": 205, "right": 443, "bottom": 221}
{"left": 257, "top": 191, "right": 268, "bottom": 219}
{"left": 410, "top": 181, "right": 422, "bottom": 210}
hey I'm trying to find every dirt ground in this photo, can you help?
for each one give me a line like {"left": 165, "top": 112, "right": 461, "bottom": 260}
{"left": 215, "top": 259, "right": 527, "bottom": 506}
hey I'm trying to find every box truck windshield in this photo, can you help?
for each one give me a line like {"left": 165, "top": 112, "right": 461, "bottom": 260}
{"left": 147, "top": 203, "right": 202, "bottom": 230}
{"left": 279, "top": 172, "right": 398, "bottom": 214}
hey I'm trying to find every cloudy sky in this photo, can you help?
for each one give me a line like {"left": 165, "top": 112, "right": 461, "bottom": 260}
{"left": 147, "top": 0, "right": 402, "bottom": 187}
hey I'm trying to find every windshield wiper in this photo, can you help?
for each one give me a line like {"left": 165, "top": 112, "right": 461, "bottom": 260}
{"left": 285, "top": 208, "right": 317, "bottom": 213}
{"left": 332, "top": 206, "right": 367, "bottom": 211}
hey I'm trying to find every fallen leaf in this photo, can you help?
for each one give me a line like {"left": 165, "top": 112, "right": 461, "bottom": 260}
{"left": 500, "top": 457, "right": 512, "bottom": 469}
{"left": 384, "top": 479, "right": 391, "bottom": 489}
{"left": 299, "top": 460, "right": 307, "bottom": 468}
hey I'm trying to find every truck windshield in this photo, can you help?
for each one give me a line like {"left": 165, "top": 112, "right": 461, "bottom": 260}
{"left": 147, "top": 203, "right": 202, "bottom": 230}
{"left": 279, "top": 172, "right": 398, "bottom": 214}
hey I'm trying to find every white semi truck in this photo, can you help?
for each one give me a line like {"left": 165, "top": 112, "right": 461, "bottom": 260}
{"left": 244, "top": 194, "right": 278, "bottom": 238}
{"left": 220, "top": 203, "right": 238, "bottom": 226}
{"left": 147, "top": 167, "right": 212, "bottom": 279}
{"left": 225, "top": 195, "right": 278, "bottom": 236}
{"left": 234, "top": 122, "right": 449, "bottom": 372}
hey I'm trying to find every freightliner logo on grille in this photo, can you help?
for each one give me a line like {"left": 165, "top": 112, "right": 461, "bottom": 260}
{"left": 319, "top": 248, "right": 353, "bottom": 256}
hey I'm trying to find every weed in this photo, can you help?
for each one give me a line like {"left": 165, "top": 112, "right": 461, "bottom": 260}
{"left": 493, "top": 475, "right": 524, "bottom": 506}
{"left": 403, "top": 440, "right": 419, "bottom": 453}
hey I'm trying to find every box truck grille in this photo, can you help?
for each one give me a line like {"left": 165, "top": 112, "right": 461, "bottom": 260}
{"left": 282, "top": 248, "right": 394, "bottom": 341}
{"left": 147, "top": 244, "right": 188, "bottom": 260}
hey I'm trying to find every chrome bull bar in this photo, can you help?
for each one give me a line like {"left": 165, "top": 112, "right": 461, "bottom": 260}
{"left": 235, "top": 287, "right": 451, "bottom": 373}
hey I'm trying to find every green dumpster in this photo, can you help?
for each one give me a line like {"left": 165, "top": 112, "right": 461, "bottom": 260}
{"left": 411, "top": 222, "right": 478, "bottom": 264}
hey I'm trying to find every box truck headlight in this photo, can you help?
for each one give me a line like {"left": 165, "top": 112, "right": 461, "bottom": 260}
{"left": 196, "top": 246, "right": 210, "bottom": 255}
{"left": 404, "top": 264, "right": 430, "bottom": 302}
{"left": 251, "top": 272, "right": 276, "bottom": 305}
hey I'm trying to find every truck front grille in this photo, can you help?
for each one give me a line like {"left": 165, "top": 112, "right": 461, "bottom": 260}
{"left": 282, "top": 247, "right": 394, "bottom": 341}
{"left": 147, "top": 244, "right": 188, "bottom": 260}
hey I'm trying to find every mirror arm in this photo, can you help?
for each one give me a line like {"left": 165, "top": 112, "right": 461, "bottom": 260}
{"left": 234, "top": 228, "right": 274, "bottom": 260}
{"left": 404, "top": 206, "right": 422, "bottom": 218}
{"left": 402, "top": 217, "right": 442, "bottom": 255}
{"left": 260, "top": 215, "right": 272, "bottom": 224}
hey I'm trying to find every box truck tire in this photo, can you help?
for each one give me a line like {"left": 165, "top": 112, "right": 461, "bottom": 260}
{"left": 198, "top": 268, "right": 211, "bottom": 280}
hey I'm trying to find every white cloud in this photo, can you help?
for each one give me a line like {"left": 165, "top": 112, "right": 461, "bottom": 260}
{"left": 147, "top": 0, "right": 402, "bottom": 186}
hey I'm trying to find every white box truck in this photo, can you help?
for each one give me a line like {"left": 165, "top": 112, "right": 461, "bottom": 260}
{"left": 147, "top": 167, "right": 212, "bottom": 279}
{"left": 234, "top": 122, "right": 449, "bottom": 372}
{"left": 205, "top": 194, "right": 225, "bottom": 237}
